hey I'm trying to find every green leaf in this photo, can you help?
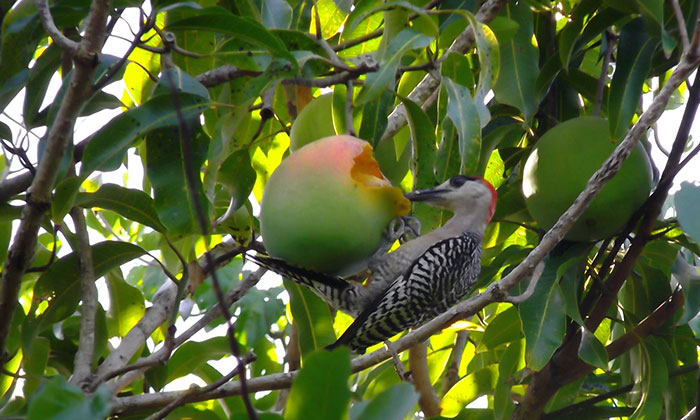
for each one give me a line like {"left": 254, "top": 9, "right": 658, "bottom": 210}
{"left": 261, "top": 0, "right": 292, "bottom": 28}
{"left": 607, "top": 18, "right": 658, "bottom": 140}
{"left": 494, "top": 340, "right": 523, "bottom": 420}
{"left": 355, "top": 382, "right": 418, "bottom": 420}
{"left": 217, "top": 149, "right": 257, "bottom": 211}
{"left": 402, "top": 97, "right": 436, "bottom": 189}
{"left": 441, "top": 365, "right": 498, "bottom": 417}
{"left": 480, "top": 306, "right": 522, "bottom": 350}
{"left": 338, "top": 1, "right": 382, "bottom": 58}
{"left": 76, "top": 183, "right": 166, "bottom": 232}
{"left": 358, "top": 90, "right": 394, "bottom": 147}
{"left": 491, "top": 2, "right": 538, "bottom": 123}
{"left": 558, "top": 0, "right": 598, "bottom": 68}
{"left": 236, "top": 287, "right": 285, "bottom": 347}
{"left": 146, "top": 126, "right": 211, "bottom": 235}
{"left": 0, "top": 0, "right": 42, "bottom": 109}
{"left": 517, "top": 256, "right": 567, "bottom": 371}
{"left": 401, "top": 96, "right": 441, "bottom": 231}
{"left": 165, "top": 7, "right": 296, "bottom": 65}
{"left": 27, "top": 377, "right": 111, "bottom": 420}
{"left": 79, "top": 93, "right": 209, "bottom": 179}
{"left": 673, "top": 255, "right": 700, "bottom": 324}
{"left": 284, "top": 279, "right": 336, "bottom": 359}
{"left": 51, "top": 177, "right": 82, "bottom": 224}
{"left": 32, "top": 241, "right": 146, "bottom": 328}
{"left": 0, "top": 121, "right": 11, "bottom": 141}
{"left": 23, "top": 44, "right": 61, "bottom": 128}
{"left": 628, "top": 340, "right": 667, "bottom": 420}
{"left": 356, "top": 28, "right": 432, "bottom": 105}
{"left": 443, "top": 77, "right": 481, "bottom": 174}
{"left": 557, "top": 255, "right": 587, "bottom": 326}
{"left": 313, "top": 0, "right": 348, "bottom": 39}
{"left": 105, "top": 271, "right": 146, "bottom": 338}
{"left": 284, "top": 348, "right": 351, "bottom": 420}
{"left": 435, "top": 119, "right": 461, "bottom": 184}
{"left": 578, "top": 327, "right": 608, "bottom": 370}
{"left": 166, "top": 337, "right": 230, "bottom": 382}
{"left": 675, "top": 181, "right": 700, "bottom": 245}
{"left": 22, "top": 336, "right": 49, "bottom": 397}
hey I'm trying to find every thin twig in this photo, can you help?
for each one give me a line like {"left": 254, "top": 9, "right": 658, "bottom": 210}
{"left": 502, "top": 261, "right": 545, "bottom": 304}
{"left": 441, "top": 331, "right": 468, "bottom": 395}
{"left": 345, "top": 80, "right": 356, "bottom": 136}
{"left": 593, "top": 30, "right": 615, "bottom": 116}
{"left": 385, "top": 340, "right": 410, "bottom": 381}
{"left": 672, "top": 0, "right": 691, "bottom": 52}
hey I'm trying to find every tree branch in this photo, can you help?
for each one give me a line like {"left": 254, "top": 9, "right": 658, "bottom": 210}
{"left": 0, "top": 0, "right": 112, "bottom": 359}
{"left": 106, "top": 267, "right": 265, "bottom": 393}
{"left": 410, "top": 342, "right": 440, "bottom": 417}
{"left": 68, "top": 207, "right": 97, "bottom": 388}
{"left": 35, "top": 0, "right": 79, "bottom": 52}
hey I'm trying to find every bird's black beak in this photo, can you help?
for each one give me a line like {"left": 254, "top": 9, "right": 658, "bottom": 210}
{"left": 404, "top": 187, "right": 447, "bottom": 202}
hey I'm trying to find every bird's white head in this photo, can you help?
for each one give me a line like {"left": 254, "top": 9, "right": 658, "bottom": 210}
{"left": 405, "top": 175, "right": 497, "bottom": 224}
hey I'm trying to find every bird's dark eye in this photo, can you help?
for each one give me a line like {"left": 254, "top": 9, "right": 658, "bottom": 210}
{"left": 449, "top": 175, "right": 470, "bottom": 187}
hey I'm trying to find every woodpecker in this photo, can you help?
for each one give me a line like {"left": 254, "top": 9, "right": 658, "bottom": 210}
{"left": 248, "top": 175, "right": 497, "bottom": 353}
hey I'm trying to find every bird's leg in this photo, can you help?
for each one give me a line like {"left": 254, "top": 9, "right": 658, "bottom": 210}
{"left": 370, "top": 216, "right": 422, "bottom": 261}
{"left": 365, "top": 216, "right": 421, "bottom": 289}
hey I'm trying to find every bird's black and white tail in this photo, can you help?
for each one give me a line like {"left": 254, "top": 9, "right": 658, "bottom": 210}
{"left": 245, "top": 253, "right": 362, "bottom": 315}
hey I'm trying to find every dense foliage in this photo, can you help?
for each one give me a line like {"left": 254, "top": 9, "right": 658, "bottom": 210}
{"left": 0, "top": 0, "right": 700, "bottom": 419}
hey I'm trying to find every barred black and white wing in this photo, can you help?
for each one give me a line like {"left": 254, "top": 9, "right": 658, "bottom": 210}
{"left": 246, "top": 253, "right": 365, "bottom": 316}
{"left": 329, "top": 232, "right": 482, "bottom": 353}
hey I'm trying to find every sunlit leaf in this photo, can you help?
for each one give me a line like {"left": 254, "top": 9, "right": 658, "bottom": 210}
{"left": 441, "top": 365, "right": 498, "bottom": 417}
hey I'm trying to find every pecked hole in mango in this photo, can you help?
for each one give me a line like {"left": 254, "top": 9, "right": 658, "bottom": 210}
{"left": 350, "top": 143, "right": 411, "bottom": 217}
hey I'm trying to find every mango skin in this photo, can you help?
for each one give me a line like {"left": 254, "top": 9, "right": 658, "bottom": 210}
{"left": 522, "top": 116, "right": 652, "bottom": 242}
{"left": 261, "top": 135, "right": 410, "bottom": 276}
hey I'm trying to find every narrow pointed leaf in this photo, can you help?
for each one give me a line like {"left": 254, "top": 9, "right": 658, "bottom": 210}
{"left": 518, "top": 257, "right": 567, "bottom": 370}
{"left": 146, "top": 126, "right": 210, "bottom": 235}
{"left": 443, "top": 77, "right": 481, "bottom": 174}
{"left": 491, "top": 3, "right": 538, "bottom": 123}
{"left": 608, "top": 18, "right": 658, "bottom": 139}
{"left": 284, "top": 279, "right": 337, "bottom": 359}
